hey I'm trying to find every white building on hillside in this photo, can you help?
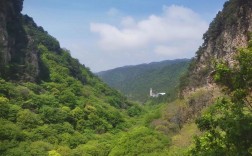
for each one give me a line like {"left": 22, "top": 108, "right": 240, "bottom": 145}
{"left": 150, "top": 88, "right": 166, "bottom": 97}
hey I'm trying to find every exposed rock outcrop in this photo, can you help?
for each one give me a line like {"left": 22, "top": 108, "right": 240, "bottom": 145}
{"left": 0, "top": 0, "right": 29, "bottom": 80}
{"left": 182, "top": 0, "right": 252, "bottom": 95}
{"left": 0, "top": 0, "right": 60, "bottom": 82}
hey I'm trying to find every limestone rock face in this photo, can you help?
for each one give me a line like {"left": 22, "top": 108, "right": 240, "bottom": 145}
{"left": 0, "top": 0, "right": 19, "bottom": 71}
{"left": 0, "top": 0, "right": 41, "bottom": 81}
{"left": 182, "top": 0, "right": 252, "bottom": 94}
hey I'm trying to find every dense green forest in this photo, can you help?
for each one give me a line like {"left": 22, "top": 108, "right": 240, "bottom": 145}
{"left": 0, "top": 0, "right": 252, "bottom": 155}
{"left": 97, "top": 59, "right": 190, "bottom": 102}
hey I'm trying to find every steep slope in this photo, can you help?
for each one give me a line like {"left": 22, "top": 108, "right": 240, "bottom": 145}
{"left": 164, "top": 0, "right": 252, "bottom": 154}
{"left": 0, "top": 0, "right": 41, "bottom": 81}
{"left": 97, "top": 59, "right": 190, "bottom": 102}
{"left": 181, "top": 0, "right": 252, "bottom": 94}
{"left": 173, "top": 0, "right": 252, "bottom": 129}
{"left": 173, "top": 0, "right": 252, "bottom": 133}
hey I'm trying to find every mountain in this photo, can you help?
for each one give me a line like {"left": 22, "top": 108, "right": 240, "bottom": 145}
{"left": 97, "top": 59, "right": 190, "bottom": 102}
{"left": 180, "top": 0, "right": 252, "bottom": 94}
{"left": 172, "top": 0, "right": 252, "bottom": 154}
{"left": 173, "top": 0, "right": 252, "bottom": 130}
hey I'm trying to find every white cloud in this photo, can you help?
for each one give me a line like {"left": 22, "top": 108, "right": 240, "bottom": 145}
{"left": 88, "top": 5, "right": 209, "bottom": 71}
{"left": 90, "top": 5, "right": 208, "bottom": 58}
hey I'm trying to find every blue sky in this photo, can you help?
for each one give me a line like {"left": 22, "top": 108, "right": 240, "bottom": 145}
{"left": 22, "top": 0, "right": 227, "bottom": 72}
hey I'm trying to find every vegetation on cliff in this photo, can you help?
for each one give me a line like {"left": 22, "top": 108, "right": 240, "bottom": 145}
{"left": 189, "top": 37, "right": 252, "bottom": 156}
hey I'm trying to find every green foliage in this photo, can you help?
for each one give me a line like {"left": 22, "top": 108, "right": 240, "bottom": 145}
{"left": 73, "top": 140, "right": 112, "bottom": 156}
{"left": 48, "top": 150, "right": 61, "bottom": 156}
{"left": 0, "top": 64, "right": 174, "bottom": 155}
{"left": 189, "top": 39, "right": 252, "bottom": 155}
{"left": 17, "top": 109, "right": 43, "bottom": 129}
{"left": 110, "top": 126, "right": 170, "bottom": 156}
{"left": 127, "top": 104, "right": 143, "bottom": 117}
{"left": 0, "top": 96, "right": 10, "bottom": 118}
{"left": 144, "top": 107, "right": 162, "bottom": 126}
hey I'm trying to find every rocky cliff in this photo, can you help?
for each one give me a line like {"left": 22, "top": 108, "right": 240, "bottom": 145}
{"left": 0, "top": 0, "right": 60, "bottom": 82}
{"left": 181, "top": 0, "right": 252, "bottom": 94}
{"left": 0, "top": 0, "right": 27, "bottom": 80}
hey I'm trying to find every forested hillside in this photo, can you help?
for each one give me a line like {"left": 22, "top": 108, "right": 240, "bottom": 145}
{"left": 97, "top": 59, "right": 190, "bottom": 102}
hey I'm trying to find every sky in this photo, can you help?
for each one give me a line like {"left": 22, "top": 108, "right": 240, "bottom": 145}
{"left": 22, "top": 0, "right": 227, "bottom": 72}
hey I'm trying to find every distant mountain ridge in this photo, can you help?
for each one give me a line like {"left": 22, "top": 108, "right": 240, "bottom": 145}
{"left": 97, "top": 59, "right": 190, "bottom": 102}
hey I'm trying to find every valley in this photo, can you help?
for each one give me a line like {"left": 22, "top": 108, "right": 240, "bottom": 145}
{"left": 0, "top": 0, "right": 251, "bottom": 155}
